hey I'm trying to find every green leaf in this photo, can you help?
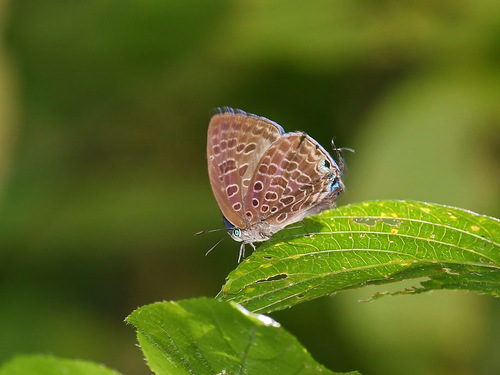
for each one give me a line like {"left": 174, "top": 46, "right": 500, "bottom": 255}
{"left": 218, "top": 200, "right": 500, "bottom": 313}
{"left": 0, "top": 355, "right": 122, "bottom": 375}
{"left": 126, "top": 298, "right": 358, "bottom": 375}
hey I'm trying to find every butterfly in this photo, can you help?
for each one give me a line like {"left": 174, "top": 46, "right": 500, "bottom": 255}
{"left": 207, "top": 107, "right": 345, "bottom": 262}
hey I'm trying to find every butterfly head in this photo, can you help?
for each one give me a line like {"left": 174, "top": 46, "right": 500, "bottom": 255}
{"left": 222, "top": 215, "right": 243, "bottom": 241}
{"left": 223, "top": 215, "right": 271, "bottom": 244}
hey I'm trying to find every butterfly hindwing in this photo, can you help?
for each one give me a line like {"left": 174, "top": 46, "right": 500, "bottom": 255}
{"left": 243, "top": 132, "right": 342, "bottom": 230}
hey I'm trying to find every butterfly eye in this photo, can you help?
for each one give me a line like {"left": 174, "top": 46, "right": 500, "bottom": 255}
{"left": 233, "top": 228, "right": 241, "bottom": 238}
{"left": 329, "top": 177, "right": 340, "bottom": 192}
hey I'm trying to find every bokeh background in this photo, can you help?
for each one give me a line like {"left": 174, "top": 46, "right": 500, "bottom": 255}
{"left": 1, "top": 1, "right": 499, "bottom": 374}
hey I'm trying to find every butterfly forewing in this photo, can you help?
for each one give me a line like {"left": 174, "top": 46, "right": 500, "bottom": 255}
{"left": 207, "top": 109, "right": 284, "bottom": 228}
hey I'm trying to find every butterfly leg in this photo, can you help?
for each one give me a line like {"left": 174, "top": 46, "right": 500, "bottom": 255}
{"left": 238, "top": 243, "right": 246, "bottom": 263}
{"left": 237, "top": 242, "right": 257, "bottom": 263}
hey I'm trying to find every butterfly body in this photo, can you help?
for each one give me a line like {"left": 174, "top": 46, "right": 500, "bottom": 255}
{"left": 207, "top": 107, "right": 344, "bottom": 260}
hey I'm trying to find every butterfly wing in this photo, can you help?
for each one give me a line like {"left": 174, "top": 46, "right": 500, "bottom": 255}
{"left": 243, "top": 132, "right": 343, "bottom": 233}
{"left": 207, "top": 108, "right": 284, "bottom": 229}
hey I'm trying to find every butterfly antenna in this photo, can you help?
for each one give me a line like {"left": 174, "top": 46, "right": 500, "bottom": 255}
{"left": 331, "top": 138, "right": 354, "bottom": 173}
{"left": 205, "top": 236, "right": 227, "bottom": 256}
{"left": 195, "top": 227, "right": 228, "bottom": 236}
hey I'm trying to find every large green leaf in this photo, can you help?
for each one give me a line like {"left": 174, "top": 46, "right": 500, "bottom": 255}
{"left": 126, "top": 298, "right": 358, "bottom": 375}
{"left": 0, "top": 355, "right": 121, "bottom": 375}
{"left": 218, "top": 200, "right": 499, "bottom": 313}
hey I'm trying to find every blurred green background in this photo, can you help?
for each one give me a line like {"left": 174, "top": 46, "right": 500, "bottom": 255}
{"left": 1, "top": 1, "right": 499, "bottom": 374}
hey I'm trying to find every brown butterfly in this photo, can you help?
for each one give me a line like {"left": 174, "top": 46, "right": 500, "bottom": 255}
{"left": 207, "top": 108, "right": 345, "bottom": 261}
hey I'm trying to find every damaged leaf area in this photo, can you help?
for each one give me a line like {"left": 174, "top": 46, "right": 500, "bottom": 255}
{"left": 218, "top": 200, "right": 500, "bottom": 313}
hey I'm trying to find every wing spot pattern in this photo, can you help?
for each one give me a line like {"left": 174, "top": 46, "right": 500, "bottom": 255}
{"left": 254, "top": 181, "right": 264, "bottom": 192}
{"left": 226, "top": 184, "right": 239, "bottom": 197}
{"left": 265, "top": 192, "right": 278, "bottom": 201}
{"left": 244, "top": 143, "right": 257, "bottom": 154}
